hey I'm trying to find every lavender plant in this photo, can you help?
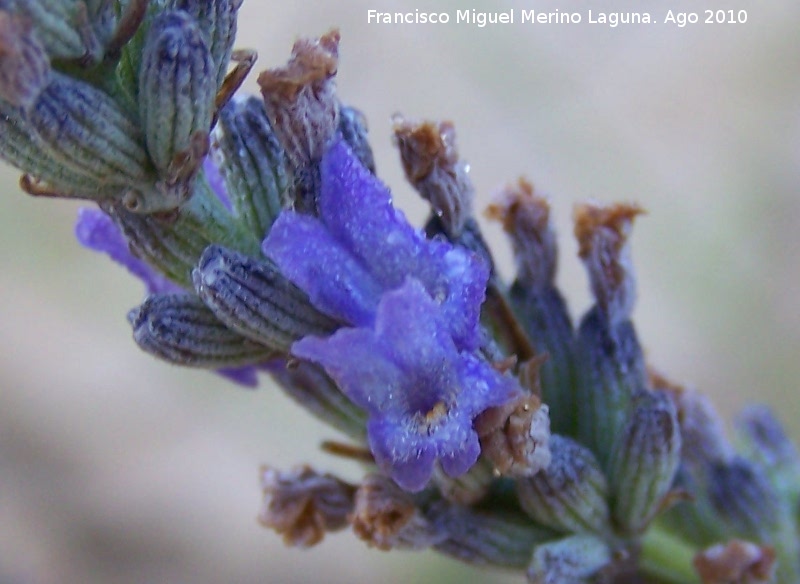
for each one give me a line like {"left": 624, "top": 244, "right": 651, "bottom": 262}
{"left": 0, "top": 2, "right": 796, "bottom": 582}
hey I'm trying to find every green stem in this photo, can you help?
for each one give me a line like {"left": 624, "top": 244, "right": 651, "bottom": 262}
{"left": 638, "top": 526, "right": 699, "bottom": 584}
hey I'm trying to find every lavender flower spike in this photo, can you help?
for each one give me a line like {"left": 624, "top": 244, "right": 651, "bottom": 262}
{"left": 293, "top": 279, "right": 520, "bottom": 492}
{"left": 264, "top": 136, "right": 521, "bottom": 491}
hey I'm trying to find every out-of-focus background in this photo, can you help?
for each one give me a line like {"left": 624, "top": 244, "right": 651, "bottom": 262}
{"left": 1, "top": 1, "right": 798, "bottom": 582}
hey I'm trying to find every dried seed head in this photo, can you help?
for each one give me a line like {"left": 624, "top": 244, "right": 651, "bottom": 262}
{"left": 574, "top": 202, "right": 644, "bottom": 324}
{"left": 486, "top": 178, "right": 557, "bottom": 290}
{"left": 350, "top": 474, "right": 442, "bottom": 551}
{"left": 259, "top": 465, "right": 356, "bottom": 548}
{"left": 475, "top": 392, "right": 552, "bottom": 478}
{"left": 517, "top": 435, "right": 610, "bottom": 535}
{"left": 393, "top": 116, "right": 473, "bottom": 237}
{"left": 257, "top": 29, "right": 340, "bottom": 211}
{"left": 693, "top": 540, "right": 776, "bottom": 584}
{"left": 0, "top": 10, "right": 50, "bottom": 108}
{"left": 489, "top": 185, "right": 577, "bottom": 435}
{"left": 572, "top": 202, "right": 647, "bottom": 466}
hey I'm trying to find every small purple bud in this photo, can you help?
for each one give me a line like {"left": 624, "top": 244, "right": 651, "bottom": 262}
{"left": 517, "top": 435, "right": 610, "bottom": 536}
{"left": 169, "top": 0, "right": 243, "bottom": 88}
{"left": 128, "top": 293, "right": 277, "bottom": 369}
{"left": 608, "top": 390, "right": 681, "bottom": 534}
{"left": 573, "top": 309, "right": 647, "bottom": 470}
{"left": 139, "top": 10, "right": 215, "bottom": 203}
{"left": 430, "top": 503, "right": 555, "bottom": 569}
{"left": 192, "top": 244, "right": 338, "bottom": 352}
{"left": 215, "top": 96, "right": 288, "bottom": 237}
{"left": 736, "top": 405, "right": 800, "bottom": 503}
{"left": 29, "top": 72, "right": 153, "bottom": 194}
{"left": 527, "top": 535, "right": 611, "bottom": 584}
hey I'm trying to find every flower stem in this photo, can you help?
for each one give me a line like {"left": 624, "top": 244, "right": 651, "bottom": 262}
{"left": 638, "top": 525, "right": 699, "bottom": 584}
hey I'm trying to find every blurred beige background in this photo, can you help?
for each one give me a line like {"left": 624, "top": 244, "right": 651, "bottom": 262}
{"left": 1, "top": 0, "right": 798, "bottom": 582}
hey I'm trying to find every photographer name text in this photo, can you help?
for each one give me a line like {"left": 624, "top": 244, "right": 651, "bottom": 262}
{"left": 366, "top": 9, "right": 748, "bottom": 28}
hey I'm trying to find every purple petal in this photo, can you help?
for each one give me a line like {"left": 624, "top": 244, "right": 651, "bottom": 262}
{"left": 215, "top": 365, "right": 260, "bottom": 388}
{"left": 293, "top": 280, "right": 460, "bottom": 414}
{"left": 319, "top": 138, "right": 423, "bottom": 289}
{"left": 292, "top": 279, "right": 518, "bottom": 491}
{"left": 417, "top": 241, "right": 489, "bottom": 351}
{"left": 438, "top": 429, "right": 481, "bottom": 478}
{"left": 457, "top": 352, "right": 522, "bottom": 414}
{"left": 370, "top": 280, "right": 462, "bottom": 412}
{"left": 318, "top": 138, "right": 489, "bottom": 350}
{"left": 292, "top": 328, "right": 404, "bottom": 414}
{"left": 75, "top": 208, "right": 179, "bottom": 295}
{"left": 263, "top": 211, "right": 383, "bottom": 326}
{"left": 368, "top": 417, "right": 437, "bottom": 492}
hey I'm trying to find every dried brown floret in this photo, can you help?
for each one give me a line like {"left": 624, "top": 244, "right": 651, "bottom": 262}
{"left": 694, "top": 540, "right": 776, "bottom": 584}
{"left": 350, "top": 474, "right": 441, "bottom": 551}
{"left": 259, "top": 465, "right": 356, "bottom": 548}
{"left": 393, "top": 116, "right": 473, "bottom": 236}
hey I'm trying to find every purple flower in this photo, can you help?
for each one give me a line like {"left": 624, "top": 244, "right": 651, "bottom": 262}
{"left": 293, "top": 279, "right": 519, "bottom": 491}
{"left": 263, "top": 137, "right": 520, "bottom": 490}
{"left": 263, "top": 136, "right": 488, "bottom": 351}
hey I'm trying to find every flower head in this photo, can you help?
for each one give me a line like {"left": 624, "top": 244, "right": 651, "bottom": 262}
{"left": 263, "top": 137, "right": 521, "bottom": 491}
{"left": 263, "top": 136, "right": 488, "bottom": 351}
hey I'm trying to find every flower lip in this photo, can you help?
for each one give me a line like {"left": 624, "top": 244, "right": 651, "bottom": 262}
{"left": 293, "top": 279, "right": 520, "bottom": 492}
